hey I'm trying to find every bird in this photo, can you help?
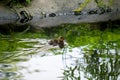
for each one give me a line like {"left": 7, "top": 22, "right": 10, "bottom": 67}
{"left": 49, "top": 36, "right": 64, "bottom": 48}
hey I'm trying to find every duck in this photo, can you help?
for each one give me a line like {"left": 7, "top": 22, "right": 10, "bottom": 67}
{"left": 49, "top": 36, "right": 64, "bottom": 48}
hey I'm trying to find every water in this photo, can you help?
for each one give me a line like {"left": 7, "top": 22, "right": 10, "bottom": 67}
{"left": 0, "top": 37, "right": 65, "bottom": 80}
{"left": 0, "top": 24, "right": 120, "bottom": 80}
{"left": 0, "top": 38, "right": 119, "bottom": 80}
{"left": 17, "top": 55, "right": 63, "bottom": 80}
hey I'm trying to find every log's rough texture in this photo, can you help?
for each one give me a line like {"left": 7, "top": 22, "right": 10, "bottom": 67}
{"left": 0, "top": 0, "right": 120, "bottom": 28}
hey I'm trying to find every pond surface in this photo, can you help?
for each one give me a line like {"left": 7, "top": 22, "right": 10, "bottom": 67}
{"left": 0, "top": 24, "right": 120, "bottom": 80}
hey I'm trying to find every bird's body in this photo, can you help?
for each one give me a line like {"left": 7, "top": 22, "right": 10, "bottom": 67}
{"left": 49, "top": 36, "right": 64, "bottom": 48}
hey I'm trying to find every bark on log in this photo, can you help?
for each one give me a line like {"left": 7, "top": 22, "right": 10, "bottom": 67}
{"left": 0, "top": 0, "right": 120, "bottom": 28}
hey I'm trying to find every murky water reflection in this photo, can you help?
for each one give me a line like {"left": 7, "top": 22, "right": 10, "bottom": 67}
{"left": 0, "top": 38, "right": 65, "bottom": 80}
{"left": 62, "top": 47, "right": 120, "bottom": 80}
{"left": 0, "top": 37, "right": 119, "bottom": 80}
{"left": 0, "top": 25, "right": 120, "bottom": 80}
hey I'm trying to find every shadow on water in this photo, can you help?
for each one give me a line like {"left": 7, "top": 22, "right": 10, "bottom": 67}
{"left": 0, "top": 22, "right": 120, "bottom": 80}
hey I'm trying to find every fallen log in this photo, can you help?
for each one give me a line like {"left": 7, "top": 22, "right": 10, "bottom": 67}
{"left": 0, "top": 0, "right": 120, "bottom": 28}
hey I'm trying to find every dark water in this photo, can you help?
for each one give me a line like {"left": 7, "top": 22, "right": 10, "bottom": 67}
{"left": 0, "top": 24, "right": 120, "bottom": 80}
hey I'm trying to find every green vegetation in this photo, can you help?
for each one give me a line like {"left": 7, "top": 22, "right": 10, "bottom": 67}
{"left": 0, "top": 22, "right": 119, "bottom": 80}
{"left": 74, "top": 0, "right": 114, "bottom": 12}
{"left": 95, "top": 0, "right": 114, "bottom": 7}
{"left": 74, "top": 0, "right": 92, "bottom": 12}
{"left": 1, "top": 22, "right": 120, "bottom": 49}
{"left": 0, "top": 0, "right": 32, "bottom": 7}
{"left": 62, "top": 50, "right": 119, "bottom": 80}
{"left": 0, "top": 22, "right": 120, "bottom": 62}
{"left": 9, "top": 0, "right": 31, "bottom": 7}
{"left": 43, "top": 22, "right": 120, "bottom": 48}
